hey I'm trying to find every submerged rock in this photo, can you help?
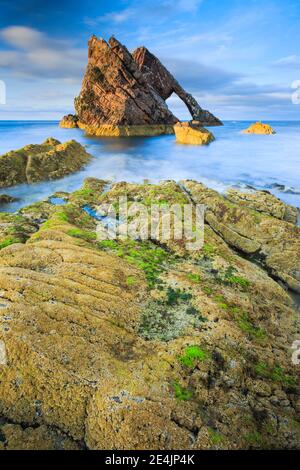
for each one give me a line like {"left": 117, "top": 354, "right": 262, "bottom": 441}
{"left": 0, "top": 195, "right": 17, "bottom": 205}
{"left": 174, "top": 122, "right": 215, "bottom": 145}
{"left": 0, "top": 138, "right": 92, "bottom": 188}
{"left": 60, "top": 35, "right": 221, "bottom": 135}
{"left": 0, "top": 179, "right": 299, "bottom": 449}
{"left": 243, "top": 122, "right": 276, "bottom": 135}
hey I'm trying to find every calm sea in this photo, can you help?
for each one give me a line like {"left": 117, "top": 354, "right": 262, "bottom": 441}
{"left": 0, "top": 120, "right": 300, "bottom": 214}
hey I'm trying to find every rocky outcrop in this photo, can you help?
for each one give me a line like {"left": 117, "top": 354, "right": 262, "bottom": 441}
{"left": 182, "top": 180, "right": 300, "bottom": 293}
{"left": 226, "top": 188, "right": 298, "bottom": 225}
{"left": 0, "top": 138, "right": 92, "bottom": 188}
{"left": 60, "top": 36, "right": 221, "bottom": 135}
{"left": 0, "top": 195, "right": 17, "bottom": 205}
{"left": 133, "top": 46, "right": 222, "bottom": 126}
{"left": 72, "top": 36, "right": 177, "bottom": 132}
{"left": 243, "top": 122, "right": 276, "bottom": 135}
{"left": 174, "top": 122, "right": 215, "bottom": 145}
{"left": 59, "top": 114, "right": 79, "bottom": 129}
{"left": 0, "top": 179, "right": 299, "bottom": 449}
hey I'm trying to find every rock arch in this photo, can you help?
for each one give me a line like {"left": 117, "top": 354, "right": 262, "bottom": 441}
{"left": 132, "top": 46, "right": 222, "bottom": 126}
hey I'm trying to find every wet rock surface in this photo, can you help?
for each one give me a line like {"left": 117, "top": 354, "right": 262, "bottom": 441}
{"left": 0, "top": 179, "right": 299, "bottom": 449}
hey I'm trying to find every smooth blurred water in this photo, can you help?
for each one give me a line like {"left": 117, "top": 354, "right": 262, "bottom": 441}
{"left": 0, "top": 120, "right": 300, "bottom": 213}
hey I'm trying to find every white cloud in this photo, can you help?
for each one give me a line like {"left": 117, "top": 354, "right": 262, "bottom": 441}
{"left": 0, "top": 26, "right": 86, "bottom": 79}
{"left": 84, "top": 8, "right": 134, "bottom": 27}
{"left": 1, "top": 26, "right": 43, "bottom": 49}
{"left": 273, "top": 55, "right": 300, "bottom": 68}
{"left": 177, "top": 0, "right": 203, "bottom": 12}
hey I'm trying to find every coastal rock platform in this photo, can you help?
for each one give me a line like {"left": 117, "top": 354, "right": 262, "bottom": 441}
{"left": 0, "top": 179, "right": 299, "bottom": 449}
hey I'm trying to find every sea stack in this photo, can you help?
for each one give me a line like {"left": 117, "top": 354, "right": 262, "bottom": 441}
{"left": 60, "top": 35, "right": 222, "bottom": 136}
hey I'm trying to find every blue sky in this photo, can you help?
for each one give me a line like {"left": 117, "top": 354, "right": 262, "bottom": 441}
{"left": 0, "top": 0, "right": 299, "bottom": 120}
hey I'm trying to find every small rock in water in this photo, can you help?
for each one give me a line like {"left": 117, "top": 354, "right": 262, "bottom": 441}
{"left": 174, "top": 122, "right": 215, "bottom": 145}
{"left": 0, "top": 138, "right": 92, "bottom": 188}
{"left": 0, "top": 194, "right": 17, "bottom": 204}
{"left": 242, "top": 121, "right": 276, "bottom": 134}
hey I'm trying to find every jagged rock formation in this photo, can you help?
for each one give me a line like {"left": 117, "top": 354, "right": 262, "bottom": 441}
{"left": 60, "top": 36, "right": 222, "bottom": 136}
{"left": 243, "top": 122, "right": 276, "bottom": 135}
{"left": 174, "top": 122, "right": 215, "bottom": 145}
{"left": 0, "top": 179, "right": 299, "bottom": 449}
{"left": 133, "top": 46, "right": 222, "bottom": 126}
{"left": 72, "top": 36, "right": 177, "bottom": 135}
{"left": 0, "top": 138, "right": 91, "bottom": 188}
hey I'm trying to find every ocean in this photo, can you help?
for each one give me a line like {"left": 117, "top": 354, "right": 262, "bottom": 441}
{"left": 0, "top": 120, "right": 300, "bottom": 214}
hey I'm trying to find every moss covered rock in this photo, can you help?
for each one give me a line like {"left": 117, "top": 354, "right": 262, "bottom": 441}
{"left": 0, "top": 138, "right": 92, "bottom": 188}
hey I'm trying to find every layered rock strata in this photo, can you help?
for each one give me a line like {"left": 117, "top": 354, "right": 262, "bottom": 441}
{"left": 60, "top": 36, "right": 221, "bottom": 136}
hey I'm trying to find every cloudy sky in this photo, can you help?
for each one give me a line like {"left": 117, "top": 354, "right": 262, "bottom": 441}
{"left": 0, "top": 0, "right": 299, "bottom": 120}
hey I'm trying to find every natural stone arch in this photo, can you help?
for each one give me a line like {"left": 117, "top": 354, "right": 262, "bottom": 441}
{"left": 132, "top": 46, "right": 222, "bottom": 126}
{"left": 166, "top": 92, "right": 189, "bottom": 121}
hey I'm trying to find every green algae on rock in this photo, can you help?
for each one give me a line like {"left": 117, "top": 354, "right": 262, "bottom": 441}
{"left": 0, "top": 138, "right": 92, "bottom": 188}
